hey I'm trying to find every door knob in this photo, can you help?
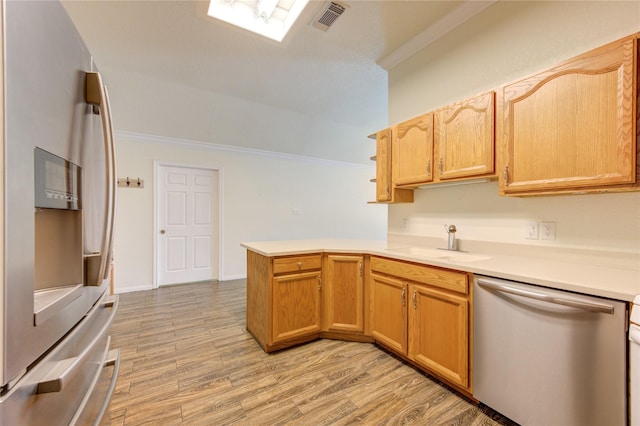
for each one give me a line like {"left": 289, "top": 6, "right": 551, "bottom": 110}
{"left": 160, "top": 229, "right": 166, "bottom": 234}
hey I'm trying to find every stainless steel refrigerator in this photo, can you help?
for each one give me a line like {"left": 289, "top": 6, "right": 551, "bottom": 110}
{"left": 0, "top": 0, "right": 119, "bottom": 423}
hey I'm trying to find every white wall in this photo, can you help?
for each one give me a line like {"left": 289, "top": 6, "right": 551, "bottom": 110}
{"left": 388, "top": 1, "right": 640, "bottom": 254}
{"left": 102, "top": 66, "right": 382, "bottom": 166}
{"left": 114, "top": 132, "right": 386, "bottom": 293}
{"left": 94, "top": 58, "right": 387, "bottom": 293}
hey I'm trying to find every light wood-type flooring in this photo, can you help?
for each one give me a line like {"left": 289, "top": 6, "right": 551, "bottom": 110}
{"left": 107, "top": 280, "right": 511, "bottom": 425}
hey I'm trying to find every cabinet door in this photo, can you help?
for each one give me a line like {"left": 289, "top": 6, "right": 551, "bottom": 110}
{"left": 324, "top": 254, "right": 364, "bottom": 333}
{"left": 393, "top": 114, "right": 434, "bottom": 186}
{"left": 499, "top": 35, "right": 637, "bottom": 195}
{"left": 370, "top": 273, "right": 407, "bottom": 355}
{"left": 408, "top": 284, "right": 468, "bottom": 389}
{"left": 436, "top": 91, "right": 495, "bottom": 181}
{"left": 272, "top": 271, "right": 322, "bottom": 343}
{"left": 375, "top": 129, "right": 393, "bottom": 202}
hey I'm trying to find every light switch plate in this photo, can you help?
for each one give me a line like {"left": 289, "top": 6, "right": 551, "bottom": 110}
{"left": 525, "top": 221, "right": 539, "bottom": 240}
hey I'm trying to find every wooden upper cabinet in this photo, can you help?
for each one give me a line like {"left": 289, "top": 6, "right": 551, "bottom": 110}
{"left": 499, "top": 34, "right": 638, "bottom": 195}
{"left": 375, "top": 128, "right": 392, "bottom": 202}
{"left": 372, "top": 129, "right": 413, "bottom": 203}
{"left": 393, "top": 113, "right": 434, "bottom": 186}
{"left": 435, "top": 91, "right": 495, "bottom": 181}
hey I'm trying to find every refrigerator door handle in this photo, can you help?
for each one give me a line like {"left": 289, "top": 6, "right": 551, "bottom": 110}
{"left": 476, "top": 277, "right": 615, "bottom": 314}
{"left": 102, "top": 84, "right": 117, "bottom": 280}
{"left": 85, "top": 72, "right": 116, "bottom": 284}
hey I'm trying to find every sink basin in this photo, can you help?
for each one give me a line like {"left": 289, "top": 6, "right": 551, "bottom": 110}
{"left": 384, "top": 246, "right": 490, "bottom": 263}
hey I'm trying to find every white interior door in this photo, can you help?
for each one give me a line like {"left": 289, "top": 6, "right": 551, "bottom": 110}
{"left": 157, "top": 165, "right": 219, "bottom": 286}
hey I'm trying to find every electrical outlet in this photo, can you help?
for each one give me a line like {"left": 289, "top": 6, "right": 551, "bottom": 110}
{"left": 540, "top": 222, "right": 556, "bottom": 240}
{"left": 525, "top": 221, "right": 539, "bottom": 240}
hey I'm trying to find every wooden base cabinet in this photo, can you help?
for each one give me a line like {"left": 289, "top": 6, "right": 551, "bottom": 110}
{"left": 370, "top": 273, "right": 407, "bottom": 355}
{"left": 408, "top": 284, "right": 468, "bottom": 389}
{"left": 246, "top": 251, "right": 322, "bottom": 352}
{"left": 323, "top": 254, "right": 365, "bottom": 335}
{"left": 272, "top": 270, "right": 322, "bottom": 344}
{"left": 370, "top": 256, "right": 471, "bottom": 393}
{"left": 247, "top": 251, "right": 372, "bottom": 352}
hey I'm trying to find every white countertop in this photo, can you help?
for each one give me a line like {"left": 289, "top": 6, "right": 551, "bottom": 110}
{"left": 241, "top": 239, "right": 640, "bottom": 302}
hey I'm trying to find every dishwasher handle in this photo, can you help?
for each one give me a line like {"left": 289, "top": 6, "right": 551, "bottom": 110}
{"left": 476, "top": 277, "right": 615, "bottom": 314}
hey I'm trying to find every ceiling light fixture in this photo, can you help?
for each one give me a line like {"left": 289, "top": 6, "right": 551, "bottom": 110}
{"left": 256, "top": 0, "right": 279, "bottom": 21}
{"left": 207, "top": 0, "right": 310, "bottom": 42}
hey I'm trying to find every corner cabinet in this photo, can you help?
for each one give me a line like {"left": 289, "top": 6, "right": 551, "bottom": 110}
{"left": 370, "top": 129, "right": 413, "bottom": 203}
{"left": 370, "top": 256, "right": 471, "bottom": 393}
{"left": 246, "top": 251, "right": 322, "bottom": 352}
{"left": 499, "top": 34, "right": 639, "bottom": 196}
{"left": 322, "top": 254, "right": 368, "bottom": 337}
{"left": 247, "top": 250, "right": 373, "bottom": 352}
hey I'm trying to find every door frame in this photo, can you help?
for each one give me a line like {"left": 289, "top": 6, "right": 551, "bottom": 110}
{"left": 153, "top": 161, "right": 223, "bottom": 288}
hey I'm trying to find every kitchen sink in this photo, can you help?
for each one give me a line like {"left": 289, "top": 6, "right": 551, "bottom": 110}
{"left": 384, "top": 246, "right": 490, "bottom": 263}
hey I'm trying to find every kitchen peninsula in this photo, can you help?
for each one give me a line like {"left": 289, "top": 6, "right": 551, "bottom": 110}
{"left": 242, "top": 238, "right": 639, "bottom": 400}
{"left": 243, "top": 238, "right": 639, "bottom": 302}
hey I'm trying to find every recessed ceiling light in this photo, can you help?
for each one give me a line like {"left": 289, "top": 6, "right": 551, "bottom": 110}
{"left": 207, "top": 0, "right": 311, "bottom": 42}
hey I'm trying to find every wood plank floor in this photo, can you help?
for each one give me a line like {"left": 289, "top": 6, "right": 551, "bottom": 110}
{"left": 106, "top": 280, "right": 510, "bottom": 425}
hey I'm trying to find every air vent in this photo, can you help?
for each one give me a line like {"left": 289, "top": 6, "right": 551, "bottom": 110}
{"left": 312, "top": 1, "right": 348, "bottom": 32}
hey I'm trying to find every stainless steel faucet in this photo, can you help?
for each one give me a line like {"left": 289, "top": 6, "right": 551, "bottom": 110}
{"left": 444, "top": 224, "right": 457, "bottom": 251}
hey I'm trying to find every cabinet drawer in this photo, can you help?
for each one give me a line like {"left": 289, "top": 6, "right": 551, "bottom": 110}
{"left": 371, "top": 256, "right": 468, "bottom": 294}
{"left": 273, "top": 254, "right": 322, "bottom": 275}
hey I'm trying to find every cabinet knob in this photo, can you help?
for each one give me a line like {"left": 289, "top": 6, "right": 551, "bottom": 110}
{"left": 160, "top": 229, "right": 166, "bottom": 234}
{"left": 297, "top": 262, "right": 302, "bottom": 269}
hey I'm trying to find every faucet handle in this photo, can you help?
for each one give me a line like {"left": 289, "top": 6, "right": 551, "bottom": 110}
{"left": 445, "top": 224, "right": 456, "bottom": 234}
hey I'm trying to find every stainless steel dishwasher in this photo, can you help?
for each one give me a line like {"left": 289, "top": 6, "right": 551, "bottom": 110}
{"left": 473, "top": 276, "right": 627, "bottom": 426}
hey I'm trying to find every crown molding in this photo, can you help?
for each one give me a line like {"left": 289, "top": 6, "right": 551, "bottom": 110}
{"left": 114, "top": 130, "right": 374, "bottom": 170}
{"left": 377, "top": 1, "right": 496, "bottom": 70}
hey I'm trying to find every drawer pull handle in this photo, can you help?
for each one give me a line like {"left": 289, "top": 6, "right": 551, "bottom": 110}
{"left": 36, "top": 295, "right": 119, "bottom": 394}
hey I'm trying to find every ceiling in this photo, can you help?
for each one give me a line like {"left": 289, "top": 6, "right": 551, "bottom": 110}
{"left": 62, "top": 0, "right": 492, "bottom": 134}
